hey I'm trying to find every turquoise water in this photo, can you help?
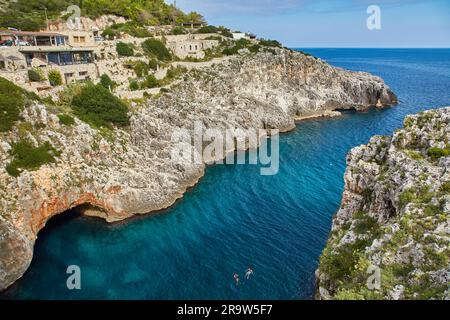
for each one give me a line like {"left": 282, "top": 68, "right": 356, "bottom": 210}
{"left": 2, "top": 49, "right": 450, "bottom": 300}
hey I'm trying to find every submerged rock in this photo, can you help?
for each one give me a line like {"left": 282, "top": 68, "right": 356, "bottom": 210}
{"left": 316, "top": 107, "right": 450, "bottom": 300}
{"left": 0, "top": 49, "right": 397, "bottom": 291}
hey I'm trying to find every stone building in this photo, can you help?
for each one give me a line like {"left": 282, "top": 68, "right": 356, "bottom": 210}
{"left": 164, "top": 34, "right": 219, "bottom": 59}
{"left": 0, "top": 30, "right": 99, "bottom": 87}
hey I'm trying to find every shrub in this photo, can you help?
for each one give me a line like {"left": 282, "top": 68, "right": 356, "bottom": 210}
{"left": 71, "top": 84, "right": 130, "bottom": 128}
{"left": 133, "top": 61, "right": 150, "bottom": 77}
{"left": 58, "top": 114, "right": 75, "bottom": 126}
{"left": 197, "top": 25, "right": 219, "bottom": 34}
{"left": 48, "top": 70, "right": 62, "bottom": 86}
{"left": 171, "top": 26, "right": 186, "bottom": 35}
{"left": 102, "top": 27, "right": 117, "bottom": 40}
{"left": 6, "top": 140, "right": 59, "bottom": 177}
{"left": 141, "top": 39, "right": 171, "bottom": 61}
{"left": 399, "top": 188, "right": 415, "bottom": 209}
{"left": 0, "top": 77, "right": 30, "bottom": 132}
{"left": 28, "top": 68, "right": 44, "bottom": 82}
{"left": 129, "top": 80, "right": 140, "bottom": 91}
{"left": 116, "top": 42, "right": 134, "bottom": 57}
{"left": 148, "top": 58, "right": 158, "bottom": 70}
{"left": 259, "top": 39, "right": 282, "bottom": 48}
{"left": 427, "top": 147, "right": 450, "bottom": 160}
{"left": 142, "top": 75, "right": 159, "bottom": 88}
{"left": 99, "top": 74, "right": 115, "bottom": 90}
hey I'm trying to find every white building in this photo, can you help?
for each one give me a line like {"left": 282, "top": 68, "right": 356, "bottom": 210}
{"left": 232, "top": 32, "right": 248, "bottom": 40}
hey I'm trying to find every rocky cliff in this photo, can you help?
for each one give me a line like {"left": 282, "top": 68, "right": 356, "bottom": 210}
{"left": 0, "top": 49, "right": 397, "bottom": 291}
{"left": 316, "top": 107, "right": 449, "bottom": 300}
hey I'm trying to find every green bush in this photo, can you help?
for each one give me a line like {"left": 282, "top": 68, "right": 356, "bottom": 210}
{"left": 102, "top": 27, "right": 118, "bottom": 39}
{"left": 109, "top": 22, "right": 153, "bottom": 38}
{"left": 141, "top": 39, "right": 171, "bottom": 61}
{"left": 48, "top": 70, "right": 63, "bottom": 86}
{"left": 116, "top": 42, "right": 134, "bottom": 57}
{"left": 71, "top": 84, "right": 130, "bottom": 128}
{"left": 99, "top": 74, "right": 116, "bottom": 90}
{"left": 148, "top": 59, "right": 158, "bottom": 70}
{"left": 196, "top": 25, "right": 219, "bottom": 34}
{"left": 28, "top": 69, "right": 44, "bottom": 82}
{"left": 427, "top": 147, "right": 450, "bottom": 160}
{"left": 171, "top": 26, "right": 186, "bottom": 35}
{"left": 58, "top": 114, "right": 75, "bottom": 126}
{"left": 129, "top": 80, "right": 140, "bottom": 91}
{"left": 133, "top": 61, "right": 150, "bottom": 77}
{"left": 6, "top": 140, "right": 59, "bottom": 177}
{"left": 142, "top": 75, "right": 159, "bottom": 88}
{"left": 0, "top": 77, "right": 29, "bottom": 132}
{"left": 259, "top": 39, "right": 282, "bottom": 48}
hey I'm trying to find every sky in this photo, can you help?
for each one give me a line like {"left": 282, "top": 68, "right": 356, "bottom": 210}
{"left": 169, "top": 0, "right": 450, "bottom": 48}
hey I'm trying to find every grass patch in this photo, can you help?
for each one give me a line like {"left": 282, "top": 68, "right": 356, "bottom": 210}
{"left": 58, "top": 114, "right": 75, "bottom": 126}
{"left": 6, "top": 140, "right": 60, "bottom": 177}
{"left": 427, "top": 147, "right": 450, "bottom": 160}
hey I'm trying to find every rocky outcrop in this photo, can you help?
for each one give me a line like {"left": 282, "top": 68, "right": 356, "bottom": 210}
{"left": 0, "top": 49, "right": 397, "bottom": 291}
{"left": 316, "top": 107, "right": 449, "bottom": 300}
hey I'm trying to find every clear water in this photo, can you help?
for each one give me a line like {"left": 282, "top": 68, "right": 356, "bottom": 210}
{"left": 2, "top": 49, "right": 450, "bottom": 300}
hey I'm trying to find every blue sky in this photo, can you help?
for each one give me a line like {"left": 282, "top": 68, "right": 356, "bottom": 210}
{"left": 169, "top": 0, "right": 450, "bottom": 48}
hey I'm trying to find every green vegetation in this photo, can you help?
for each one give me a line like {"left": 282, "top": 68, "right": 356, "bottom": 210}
{"left": 104, "top": 22, "right": 153, "bottom": 39}
{"left": 142, "top": 75, "right": 159, "bottom": 89}
{"left": 57, "top": 114, "right": 75, "bottom": 126}
{"left": 71, "top": 83, "right": 130, "bottom": 128}
{"left": 28, "top": 68, "right": 45, "bottom": 82}
{"left": 99, "top": 74, "right": 116, "bottom": 90}
{"left": 0, "top": 0, "right": 205, "bottom": 31}
{"left": 116, "top": 42, "right": 135, "bottom": 57}
{"left": 259, "top": 39, "right": 282, "bottom": 48}
{"left": 48, "top": 70, "right": 63, "bottom": 86}
{"left": 0, "top": 77, "right": 38, "bottom": 132}
{"left": 6, "top": 140, "right": 60, "bottom": 177}
{"left": 129, "top": 80, "right": 140, "bottom": 91}
{"left": 148, "top": 58, "right": 159, "bottom": 70}
{"left": 133, "top": 61, "right": 150, "bottom": 77}
{"left": 141, "top": 38, "right": 171, "bottom": 61}
{"left": 196, "top": 25, "right": 232, "bottom": 38}
{"left": 427, "top": 147, "right": 450, "bottom": 160}
{"left": 171, "top": 26, "right": 186, "bottom": 35}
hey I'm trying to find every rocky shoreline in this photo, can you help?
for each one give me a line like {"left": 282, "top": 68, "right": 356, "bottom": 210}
{"left": 316, "top": 107, "right": 450, "bottom": 300}
{"left": 0, "top": 49, "right": 397, "bottom": 291}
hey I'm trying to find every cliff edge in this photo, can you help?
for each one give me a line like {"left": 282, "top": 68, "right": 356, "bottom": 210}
{"left": 316, "top": 107, "right": 449, "bottom": 300}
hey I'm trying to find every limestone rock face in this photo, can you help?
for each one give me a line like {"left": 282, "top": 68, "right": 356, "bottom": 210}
{"left": 0, "top": 49, "right": 397, "bottom": 291}
{"left": 316, "top": 107, "right": 450, "bottom": 300}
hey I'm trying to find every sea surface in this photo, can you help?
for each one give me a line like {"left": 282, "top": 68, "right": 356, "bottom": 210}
{"left": 2, "top": 48, "right": 450, "bottom": 300}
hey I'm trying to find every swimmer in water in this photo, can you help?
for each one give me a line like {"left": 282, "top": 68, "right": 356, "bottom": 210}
{"left": 233, "top": 273, "right": 240, "bottom": 286}
{"left": 245, "top": 268, "right": 254, "bottom": 280}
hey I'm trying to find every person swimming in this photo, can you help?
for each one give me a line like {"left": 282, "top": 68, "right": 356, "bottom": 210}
{"left": 245, "top": 268, "right": 254, "bottom": 280}
{"left": 233, "top": 273, "right": 240, "bottom": 286}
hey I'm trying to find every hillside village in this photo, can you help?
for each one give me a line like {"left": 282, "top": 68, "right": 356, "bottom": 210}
{"left": 0, "top": 13, "right": 274, "bottom": 101}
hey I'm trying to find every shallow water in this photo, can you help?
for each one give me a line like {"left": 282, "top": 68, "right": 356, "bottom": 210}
{"left": 2, "top": 48, "right": 450, "bottom": 300}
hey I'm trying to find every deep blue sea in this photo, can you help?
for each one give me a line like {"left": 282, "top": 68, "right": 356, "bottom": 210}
{"left": 2, "top": 49, "right": 450, "bottom": 300}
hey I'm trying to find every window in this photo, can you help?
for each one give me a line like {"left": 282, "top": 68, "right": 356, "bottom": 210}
{"left": 79, "top": 71, "right": 88, "bottom": 76}
{"left": 0, "top": 61, "right": 5, "bottom": 69}
{"left": 73, "top": 36, "right": 80, "bottom": 43}
{"left": 79, "top": 36, "right": 86, "bottom": 43}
